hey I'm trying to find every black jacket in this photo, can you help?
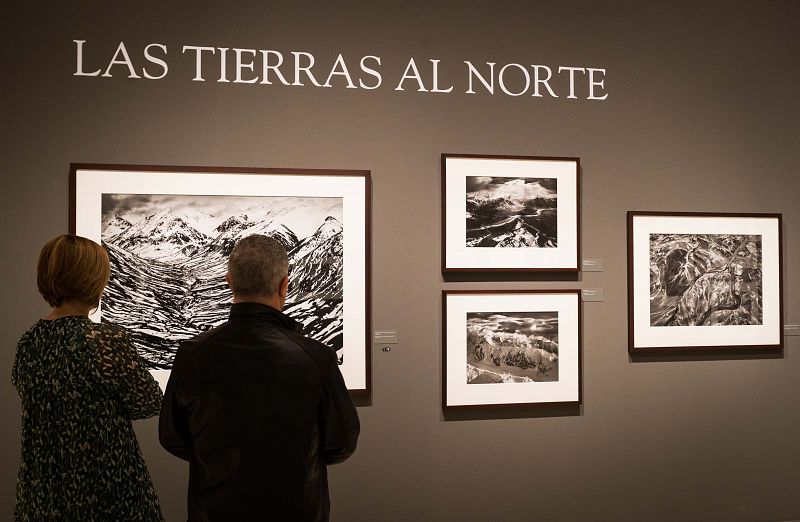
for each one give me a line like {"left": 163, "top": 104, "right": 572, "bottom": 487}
{"left": 159, "top": 303, "right": 360, "bottom": 522}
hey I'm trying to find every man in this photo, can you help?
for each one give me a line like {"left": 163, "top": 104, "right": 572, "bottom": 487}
{"left": 159, "top": 235, "right": 359, "bottom": 521}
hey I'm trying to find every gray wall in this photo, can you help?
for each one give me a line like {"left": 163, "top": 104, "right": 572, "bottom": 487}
{"left": 3, "top": 2, "right": 799, "bottom": 520}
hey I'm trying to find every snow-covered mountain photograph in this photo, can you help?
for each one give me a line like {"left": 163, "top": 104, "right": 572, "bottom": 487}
{"left": 649, "top": 233, "right": 763, "bottom": 327}
{"left": 100, "top": 193, "right": 344, "bottom": 369}
{"left": 465, "top": 176, "right": 557, "bottom": 248}
{"left": 466, "top": 311, "right": 559, "bottom": 384}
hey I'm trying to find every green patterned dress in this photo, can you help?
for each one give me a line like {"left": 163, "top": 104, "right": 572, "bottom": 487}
{"left": 12, "top": 316, "right": 164, "bottom": 521}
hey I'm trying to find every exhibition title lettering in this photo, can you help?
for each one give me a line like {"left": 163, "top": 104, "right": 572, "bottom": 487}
{"left": 73, "top": 40, "right": 608, "bottom": 100}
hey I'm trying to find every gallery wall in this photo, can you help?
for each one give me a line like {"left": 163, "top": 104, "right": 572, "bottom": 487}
{"left": 2, "top": 2, "right": 799, "bottom": 520}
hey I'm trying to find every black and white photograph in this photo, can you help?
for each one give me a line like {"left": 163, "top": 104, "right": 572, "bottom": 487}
{"left": 627, "top": 212, "right": 783, "bottom": 353}
{"left": 101, "top": 194, "right": 344, "bottom": 369}
{"left": 442, "top": 154, "right": 580, "bottom": 272}
{"left": 649, "top": 233, "right": 762, "bottom": 327}
{"left": 72, "top": 165, "right": 371, "bottom": 392}
{"left": 465, "top": 176, "right": 557, "bottom": 248}
{"left": 466, "top": 311, "right": 559, "bottom": 384}
{"left": 443, "top": 290, "right": 581, "bottom": 410}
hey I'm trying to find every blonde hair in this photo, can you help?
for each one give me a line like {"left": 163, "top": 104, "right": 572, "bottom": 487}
{"left": 37, "top": 235, "right": 110, "bottom": 308}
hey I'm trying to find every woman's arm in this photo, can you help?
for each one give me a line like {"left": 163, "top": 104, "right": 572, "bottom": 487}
{"left": 89, "top": 325, "right": 163, "bottom": 420}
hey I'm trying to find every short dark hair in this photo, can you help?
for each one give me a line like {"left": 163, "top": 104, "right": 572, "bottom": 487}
{"left": 227, "top": 235, "right": 289, "bottom": 297}
{"left": 37, "top": 235, "right": 110, "bottom": 308}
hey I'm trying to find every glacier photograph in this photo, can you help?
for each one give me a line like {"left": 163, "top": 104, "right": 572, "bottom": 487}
{"left": 649, "top": 233, "right": 763, "bottom": 327}
{"left": 465, "top": 176, "right": 557, "bottom": 248}
{"left": 466, "top": 311, "right": 559, "bottom": 384}
{"left": 101, "top": 193, "right": 344, "bottom": 370}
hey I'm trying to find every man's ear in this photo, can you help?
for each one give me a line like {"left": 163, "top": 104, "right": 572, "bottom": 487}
{"left": 279, "top": 275, "right": 289, "bottom": 298}
{"left": 225, "top": 272, "right": 232, "bottom": 288}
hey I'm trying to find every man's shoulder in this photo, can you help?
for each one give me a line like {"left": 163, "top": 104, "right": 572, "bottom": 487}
{"left": 175, "top": 323, "right": 231, "bottom": 363}
{"left": 186, "top": 325, "right": 226, "bottom": 346}
{"left": 280, "top": 328, "right": 339, "bottom": 368}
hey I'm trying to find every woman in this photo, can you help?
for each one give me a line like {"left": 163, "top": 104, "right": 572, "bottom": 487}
{"left": 12, "top": 235, "right": 164, "bottom": 521}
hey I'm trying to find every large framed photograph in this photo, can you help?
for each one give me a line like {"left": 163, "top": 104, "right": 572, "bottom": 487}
{"left": 442, "top": 154, "right": 580, "bottom": 272}
{"left": 627, "top": 211, "right": 783, "bottom": 353}
{"left": 443, "top": 290, "right": 581, "bottom": 410}
{"left": 71, "top": 164, "right": 371, "bottom": 394}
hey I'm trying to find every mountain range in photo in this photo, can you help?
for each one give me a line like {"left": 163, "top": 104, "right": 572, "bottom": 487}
{"left": 466, "top": 311, "right": 559, "bottom": 384}
{"left": 649, "top": 233, "right": 763, "bottom": 327}
{"left": 100, "top": 194, "right": 344, "bottom": 370}
{"left": 465, "top": 176, "right": 558, "bottom": 248}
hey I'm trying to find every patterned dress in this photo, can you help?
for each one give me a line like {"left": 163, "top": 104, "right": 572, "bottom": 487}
{"left": 12, "top": 316, "right": 164, "bottom": 521}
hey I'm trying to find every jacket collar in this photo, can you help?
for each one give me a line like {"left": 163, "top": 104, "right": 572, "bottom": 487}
{"left": 229, "top": 302, "right": 302, "bottom": 333}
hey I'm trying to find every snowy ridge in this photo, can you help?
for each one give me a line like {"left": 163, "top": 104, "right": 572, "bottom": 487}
{"left": 205, "top": 214, "right": 300, "bottom": 256}
{"left": 102, "top": 214, "right": 133, "bottom": 238}
{"left": 468, "top": 178, "right": 555, "bottom": 204}
{"left": 469, "top": 324, "right": 558, "bottom": 363}
{"left": 109, "top": 208, "right": 210, "bottom": 259}
{"left": 466, "top": 364, "right": 534, "bottom": 384}
{"left": 466, "top": 216, "right": 555, "bottom": 248}
{"left": 287, "top": 217, "right": 343, "bottom": 302}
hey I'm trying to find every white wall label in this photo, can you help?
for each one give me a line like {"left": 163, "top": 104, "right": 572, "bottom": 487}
{"left": 582, "top": 258, "right": 604, "bottom": 272}
{"left": 581, "top": 288, "right": 604, "bottom": 302}
{"left": 373, "top": 330, "right": 399, "bottom": 344}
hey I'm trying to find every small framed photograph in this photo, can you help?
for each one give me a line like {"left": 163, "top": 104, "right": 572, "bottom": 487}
{"left": 71, "top": 164, "right": 371, "bottom": 394}
{"left": 627, "top": 211, "right": 783, "bottom": 353}
{"left": 442, "top": 290, "right": 582, "bottom": 410}
{"left": 441, "top": 154, "right": 580, "bottom": 273}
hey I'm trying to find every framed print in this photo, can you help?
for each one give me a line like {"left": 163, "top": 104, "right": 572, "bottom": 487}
{"left": 71, "top": 164, "right": 371, "bottom": 394}
{"left": 443, "top": 290, "right": 581, "bottom": 410}
{"left": 627, "top": 211, "right": 783, "bottom": 353}
{"left": 442, "top": 154, "right": 580, "bottom": 272}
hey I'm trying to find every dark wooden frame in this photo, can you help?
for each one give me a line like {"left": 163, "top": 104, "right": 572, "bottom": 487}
{"left": 441, "top": 153, "right": 581, "bottom": 273}
{"left": 442, "top": 289, "right": 583, "bottom": 411}
{"left": 627, "top": 211, "right": 783, "bottom": 354}
{"left": 70, "top": 163, "right": 372, "bottom": 396}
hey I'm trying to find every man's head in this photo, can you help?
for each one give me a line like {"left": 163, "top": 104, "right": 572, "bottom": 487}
{"left": 226, "top": 235, "right": 289, "bottom": 309}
